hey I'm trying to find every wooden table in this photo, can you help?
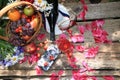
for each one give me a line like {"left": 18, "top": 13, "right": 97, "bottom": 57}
{"left": 0, "top": 1, "right": 120, "bottom": 80}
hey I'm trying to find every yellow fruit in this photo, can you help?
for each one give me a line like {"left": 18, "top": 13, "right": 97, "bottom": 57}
{"left": 30, "top": 17, "right": 39, "bottom": 31}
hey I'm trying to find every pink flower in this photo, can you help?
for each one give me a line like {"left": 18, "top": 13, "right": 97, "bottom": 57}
{"left": 37, "top": 33, "right": 46, "bottom": 41}
{"left": 71, "top": 34, "right": 84, "bottom": 43}
{"left": 75, "top": 45, "right": 85, "bottom": 52}
{"left": 78, "top": 25, "right": 86, "bottom": 34}
{"left": 35, "top": 66, "right": 43, "bottom": 75}
{"left": 85, "top": 46, "right": 99, "bottom": 58}
{"left": 103, "top": 76, "right": 114, "bottom": 80}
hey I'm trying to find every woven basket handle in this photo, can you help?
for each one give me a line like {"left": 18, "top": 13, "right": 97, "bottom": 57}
{"left": 0, "top": 1, "right": 36, "bottom": 41}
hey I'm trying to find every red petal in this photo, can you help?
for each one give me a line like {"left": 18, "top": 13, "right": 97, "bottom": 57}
{"left": 80, "top": 0, "right": 85, "bottom": 4}
{"left": 75, "top": 45, "right": 85, "bottom": 52}
{"left": 96, "top": 20, "right": 105, "bottom": 27}
{"left": 58, "top": 70, "right": 64, "bottom": 76}
{"left": 50, "top": 73, "right": 59, "bottom": 80}
{"left": 78, "top": 25, "right": 86, "bottom": 34}
{"left": 71, "top": 34, "right": 84, "bottom": 43}
{"left": 103, "top": 76, "right": 115, "bottom": 80}
{"left": 35, "top": 66, "right": 43, "bottom": 75}
{"left": 83, "top": 4, "right": 88, "bottom": 11}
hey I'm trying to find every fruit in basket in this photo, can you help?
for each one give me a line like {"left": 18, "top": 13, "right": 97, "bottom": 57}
{"left": 23, "top": 5, "right": 34, "bottom": 16}
{"left": 7, "top": 9, "right": 21, "bottom": 21}
{"left": 30, "top": 17, "right": 39, "bottom": 31}
{"left": 24, "top": 42, "right": 37, "bottom": 54}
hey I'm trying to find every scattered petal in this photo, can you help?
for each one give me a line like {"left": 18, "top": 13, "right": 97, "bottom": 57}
{"left": 75, "top": 45, "right": 85, "bottom": 52}
{"left": 78, "top": 25, "right": 86, "bottom": 34}
{"left": 71, "top": 34, "right": 84, "bottom": 43}
{"left": 85, "top": 46, "right": 99, "bottom": 58}
{"left": 103, "top": 76, "right": 115, "bottom": 80}
{"left": 35, "top": 66, "right": 43, "bottom": 75}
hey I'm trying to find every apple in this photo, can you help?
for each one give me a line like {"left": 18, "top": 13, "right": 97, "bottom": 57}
{"left": 24, "top": 42, "right": 37, "bottom": 54}
{"left": 23, "top": 5, "right": 34, "bottom": 16}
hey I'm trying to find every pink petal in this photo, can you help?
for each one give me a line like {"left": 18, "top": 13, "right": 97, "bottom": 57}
{"left": 103, "top": 76, "right": 115, "bottom": 80}
{"left": 50, "top": 73, "right": 59, "bottom": 80}
{"left": 71, "top": 34, "right": 84, "bottom": 43}
{"left": 83, "top": 4, "right": 88, "bottom": 11}
{"left": 85, "top": 46, "right": 99, "bottom": 58}
{"left": 82, "top": 61, "right": 93, "bottom": 71}
{"left": 70, "top": 20, "right": 77, "bottom": 27}
{"left": 92, "top": 28, "right": 103, "bottom": 37}
{"left": 88, "top": 76, "right": 98, "bottom": 80}
{"left": 19, "top": 56, "right": 27, "bottom": 64}
{"left": 75, "top": 45, "right": 85, "bottom": 52}
{"left": 35, "top": 66, "right": 43, "bottom": 75}
{"left": 78, "top": 25, "right": 86, "bottom": 34}
{"left": 37, "top": 33, "right": 46, "bottom": 41}
{"left": 96, "top": 20, "right": 105, "bottom": 27}
{"left": 59, "top": 33, "right": 67, "bottom": 39}
{"left": 85, "top": 24, "right": 91, "bottom": 31}
{"left": 77, "top": 10, "right": 86, "bottom": 21}
{"left": 58, "top": 70, "right": 64, "bottom": 76}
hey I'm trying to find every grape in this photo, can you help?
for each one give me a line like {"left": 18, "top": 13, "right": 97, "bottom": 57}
{"left": 17, "top": 20, "right": 21, "bottom": 25}
{"left": 26, "top": 23, "right": 31, "bottom": 27}
{"left": 21, "top": 18, "right": 27, "bottom": 25}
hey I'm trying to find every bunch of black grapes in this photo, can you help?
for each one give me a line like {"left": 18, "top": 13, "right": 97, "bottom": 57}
{"left": 9, "top": 18, "right": 35, "bottom": 46}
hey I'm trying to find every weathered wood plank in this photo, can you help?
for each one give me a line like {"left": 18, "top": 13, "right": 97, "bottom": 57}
{"left": 0, "top": 43, "right": 119, "bottom": 70}
{"left": 0, "top": 69, "right": 120, "bottom": 77}
{"left": 0, "top": 76, "right": 120, "bottom": 80}
{"left": 65, "top": 2, "right": 120, "bottom": 20}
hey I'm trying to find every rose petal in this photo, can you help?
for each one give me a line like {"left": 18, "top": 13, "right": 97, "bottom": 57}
{"left": 83, "top": 4, "right": 88, "bottom": 11}
{"left": 78, "top": 25, "right": 86, "bottom": 34}
{"left": 103, "top": 76, "right": 115, "bottom": 80}
{"left": 85, "top": 46, "right": 99, "bottom": 58}
{"left": 58, "top": 70, "right": 64, "bottom": 76}
{"left": 96, "top": 20, "right": 105, "bottom": 27}
{"left": 75, "top": 45, "right": 85, "bottom": 52}
{"left": 80, "top": 0, "right": 85, "bottom": 4}
{"left": 77, "top": 10, "right": 86, "bottom": 20}
{"left": 71, "top": 34, "right": 84, "bottom": 43}
{"left": 59, "top": 33, "right": 67, "bottom": 39}
{"left": 35, "top": 66, "right": 43, "bottom": 75}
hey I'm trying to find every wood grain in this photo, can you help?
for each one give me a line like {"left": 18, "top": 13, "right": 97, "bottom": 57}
{"left": 65, "top": 2, "right": 120, "bottom": 20}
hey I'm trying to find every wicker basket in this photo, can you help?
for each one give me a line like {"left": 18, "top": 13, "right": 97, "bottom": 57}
{"left": 0, "top": 1, "right": 42, "bottom": 46}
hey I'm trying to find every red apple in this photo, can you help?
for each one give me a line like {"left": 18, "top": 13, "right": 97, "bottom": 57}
{"left": 24, "top": 42, "right": 37, "bottom": 54}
